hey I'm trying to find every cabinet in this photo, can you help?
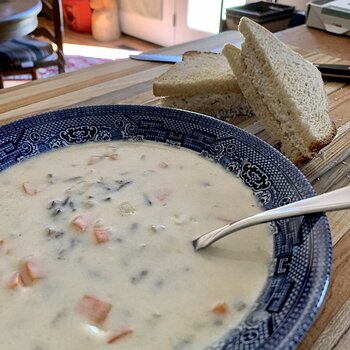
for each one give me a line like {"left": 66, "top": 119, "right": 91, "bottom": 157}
{"left": 119, "top": 0, "right": 224, "bottom": 46}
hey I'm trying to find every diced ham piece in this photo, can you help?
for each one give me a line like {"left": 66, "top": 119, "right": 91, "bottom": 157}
{"left": 93, "top": 224, "right": 111, "bottom": 244}
{"left": 154, "top": 188, "right": 172, "bottom": 202}
{"left": 107, "top": 328, "right": 133, "bottom": 344}
{"left": 3, "top": 257, "right": 47, "bottom": 290}
{"left": 4, "top": 271, "right": 24, "bottom": 290}
{"left": 22, "top": 182, "right": 39, "bottom": 195}
{"left": 158, "top": 161, "right": 169, "bottom": 169}
{"left": 109, "top": 154, "right": 119, "bottom": 160}
{"left": 87, "top": 155, "right": 101, "bottom": 165}
{"left": 211, "top": 301, "right": 228, "bottom": 314}
{"left": 20, "top": 257, "right": 47, "bottom": 286}
{"left": 76, "top": 295, "right": 112, "bottom": 325}
{"left": 71, "top": 214, "right": 93, "bottom": 232}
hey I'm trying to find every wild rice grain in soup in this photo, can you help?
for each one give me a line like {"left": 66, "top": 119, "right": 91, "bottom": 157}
{"left": 0, "top": 141, "right": 272, "bottom": 350}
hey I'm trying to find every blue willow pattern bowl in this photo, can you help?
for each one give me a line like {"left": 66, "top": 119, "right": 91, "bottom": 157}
{"left": 0, "top": 105, "right": 331, "bottom": 349}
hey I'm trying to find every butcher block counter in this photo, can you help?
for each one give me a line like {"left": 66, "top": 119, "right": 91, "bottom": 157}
{"left": 0, "top": 25, "right": 350, "bottom": 349}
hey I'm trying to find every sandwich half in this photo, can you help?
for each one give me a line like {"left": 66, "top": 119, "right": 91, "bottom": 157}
{"left": 222, "top": 17, "right": 337, "bottom": 165}
{"left": 153, "top": 51, "right": 253, "bottom": 118}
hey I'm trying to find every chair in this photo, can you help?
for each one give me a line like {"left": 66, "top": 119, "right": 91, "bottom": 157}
{"left": 0, "top": 0, "right": 65, "bottom": 88}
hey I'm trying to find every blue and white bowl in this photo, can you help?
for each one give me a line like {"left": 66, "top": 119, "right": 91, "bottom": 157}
{"left": 0, "top": 105, "right": 331, "bottom": 349}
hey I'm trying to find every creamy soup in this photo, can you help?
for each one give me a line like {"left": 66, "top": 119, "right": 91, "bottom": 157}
{"left": 0, "top": 141, "right": 272, "bottom": 350}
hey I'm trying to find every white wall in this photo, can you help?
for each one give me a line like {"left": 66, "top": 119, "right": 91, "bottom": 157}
{"left": 277, "top": 0, "right": 308, "bottom": 11}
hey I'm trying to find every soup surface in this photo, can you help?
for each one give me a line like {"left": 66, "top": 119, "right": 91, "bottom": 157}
{"left": 0, "top": 141, "right": 272, "bottom": 350}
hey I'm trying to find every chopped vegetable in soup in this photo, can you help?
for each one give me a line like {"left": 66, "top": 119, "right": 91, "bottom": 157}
{"left": 0, "top": 141, "right": 272, "bottom": 350}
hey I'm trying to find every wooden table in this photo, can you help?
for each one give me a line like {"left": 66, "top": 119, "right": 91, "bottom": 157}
{"left": 0, "top": 24, "right": 350, "bottom": 349}
{"left": 0, "top": 0, "right": 42, "bottom": 42}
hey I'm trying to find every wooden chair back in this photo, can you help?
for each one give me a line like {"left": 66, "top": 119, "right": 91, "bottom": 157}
{"left": 33, "top": 0, "right": 64, "bottom": 54}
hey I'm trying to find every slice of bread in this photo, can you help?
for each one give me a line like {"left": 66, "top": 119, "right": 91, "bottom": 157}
{"left": 153, "top": 51, "right": 252, "bottom": 118}
{"left": 153, "top": 51, "right": 242, "bottom": 97}
{"left": 222, "top": 44, "right": 304, "bottom": 162}
{"left": 222, "top": 17, "right": 337, "bottom": 165}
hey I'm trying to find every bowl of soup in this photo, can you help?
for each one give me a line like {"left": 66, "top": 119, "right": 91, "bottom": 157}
{"left": 0, "top": 105, "right": 331, "bottom": 350}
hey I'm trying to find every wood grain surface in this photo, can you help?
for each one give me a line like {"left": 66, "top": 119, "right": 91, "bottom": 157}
{"left": 0, "top": 25, "right": 349, "bottom": 349}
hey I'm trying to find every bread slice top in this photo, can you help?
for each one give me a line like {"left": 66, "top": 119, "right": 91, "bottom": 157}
{"left": 153, "top": 51, "right": 241, "bottom": 97}
{"left": 237, "top": 17, "right": 335, "bottom": 150}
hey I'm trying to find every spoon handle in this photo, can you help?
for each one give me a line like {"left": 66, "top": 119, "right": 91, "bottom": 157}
{"left": 193, "top": 186, "right": 350, "bottom": 251}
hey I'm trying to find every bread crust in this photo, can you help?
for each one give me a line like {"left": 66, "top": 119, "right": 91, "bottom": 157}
{"left": 290, "top": 122, "right": 336, "bottom": 166}
{"left": 309, "top": 122, "right": 337, "bottom": 152}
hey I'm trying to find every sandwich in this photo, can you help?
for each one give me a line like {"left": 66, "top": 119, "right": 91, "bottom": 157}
{"left": 153, "top": 51, "right": 253, "bottom": 119}
{"left": 222, "top": 17, "right": 337, "bottom": 165}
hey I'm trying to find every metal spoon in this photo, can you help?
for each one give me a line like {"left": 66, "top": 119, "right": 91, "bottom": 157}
{"left": 192, "top": 186, "right": 350, "bottom": 251}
